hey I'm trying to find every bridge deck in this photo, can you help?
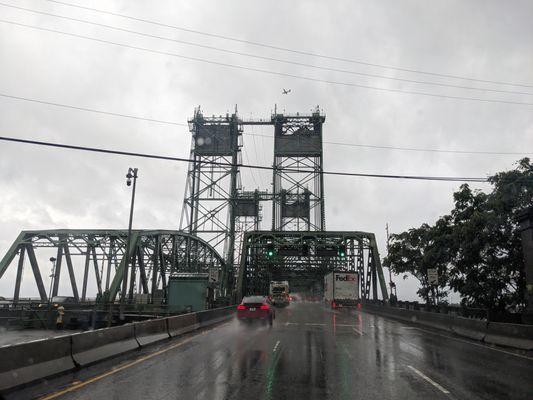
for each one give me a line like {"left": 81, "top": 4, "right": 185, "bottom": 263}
{"left": 6, "top": 302, "right": 533, "bottom": 400}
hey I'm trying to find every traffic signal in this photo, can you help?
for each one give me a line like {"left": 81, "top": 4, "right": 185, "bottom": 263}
{"left": 337, "top": 245, "right": 346, "bottom": 258}
{"left": 266, "top": 244, "right": 276, "bottom": 258}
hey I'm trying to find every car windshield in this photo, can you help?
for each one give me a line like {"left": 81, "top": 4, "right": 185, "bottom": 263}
{"left": 0, "top": 2, "right": 532, "bottom": 400}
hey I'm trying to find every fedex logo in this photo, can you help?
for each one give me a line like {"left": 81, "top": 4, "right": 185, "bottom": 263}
{"left": 335, "top": 274, "right": 357, "bottom": 282}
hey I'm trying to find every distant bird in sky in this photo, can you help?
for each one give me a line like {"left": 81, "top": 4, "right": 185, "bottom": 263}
{"left": 282, "top": 89, "right": 291, "bottom": 95}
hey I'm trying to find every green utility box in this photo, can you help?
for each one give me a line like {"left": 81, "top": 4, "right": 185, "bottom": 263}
{"left": 167, "top": 274, "right": 209, "bottom": 313}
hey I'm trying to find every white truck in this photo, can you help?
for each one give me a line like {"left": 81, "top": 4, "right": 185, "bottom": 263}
{"left": 269, "top": 281, "right": 290, "bottom": 307}
{"left": 324, "top": 272, "right": 360, "bottom": 308}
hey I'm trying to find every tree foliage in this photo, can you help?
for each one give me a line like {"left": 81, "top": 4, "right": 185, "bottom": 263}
{"left": 384, "top": 158, "right": 533, "bottom": 311}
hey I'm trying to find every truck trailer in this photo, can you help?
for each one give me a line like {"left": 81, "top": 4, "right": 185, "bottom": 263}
{"left": 324, "top": 272, "right": 360, "bottom": 308}
{"left": 269, "top": 281, "right": 290, "bottom": 307}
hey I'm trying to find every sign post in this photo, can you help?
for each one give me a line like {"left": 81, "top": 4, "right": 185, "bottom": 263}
{"left": 427, "top": 268, "right": 439, "bottom": 306}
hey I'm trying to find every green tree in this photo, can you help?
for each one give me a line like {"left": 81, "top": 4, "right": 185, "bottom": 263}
{"left": 448, "top": 159, "right": 532, "bottom": 312}
{"left": 385, "top": 158, "right": 533, "bottom": 312}
{"left": 384, "top": 216, "right": 453, "bottom": 305}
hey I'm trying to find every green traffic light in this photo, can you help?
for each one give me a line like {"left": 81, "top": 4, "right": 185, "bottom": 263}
{"left": 268, "top": 251, "right": 274, "bottom": 257}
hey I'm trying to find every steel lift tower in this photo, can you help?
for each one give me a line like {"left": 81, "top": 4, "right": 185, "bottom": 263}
{"left": 180, "top": 109, "right": 263, "bottom": 287}
{"left": 272, "top": 110, "right": 325, "bottom": 231}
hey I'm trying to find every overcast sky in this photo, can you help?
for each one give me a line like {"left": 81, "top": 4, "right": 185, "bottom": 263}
{"left": 1, "top": 0, "right": 532, "bottom": 301}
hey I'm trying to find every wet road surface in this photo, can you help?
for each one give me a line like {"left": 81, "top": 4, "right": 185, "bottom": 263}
{"left": 5, "top": 302, "right": 533, "bottom": 400}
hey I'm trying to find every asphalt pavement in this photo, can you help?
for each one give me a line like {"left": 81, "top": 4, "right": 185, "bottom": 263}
{"left": 5, "top": 301, "right": 533, "bottom": 400}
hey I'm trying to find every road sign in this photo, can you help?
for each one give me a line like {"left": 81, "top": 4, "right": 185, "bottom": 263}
{"left": 208, "top": 267, "right": 219, "bottom": 283}
{"left": 427, "top": 268, "right": 439, "bottom": 285}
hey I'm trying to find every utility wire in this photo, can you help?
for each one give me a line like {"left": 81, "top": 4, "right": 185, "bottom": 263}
{"left": 2, "top": 3, "right": 531, "bottom": 97}
{"left": 246, "top": 132, "right": 533, "bottom": 156}
{"left": 0, "top": 135, "right": 489, "bottom": 182}
{"left": 1, "top": 92, "right": 529, "bottom": 156}
{"left": 43, "top": 0, "right": 533, "bottom": 89}
{"left": 0, "top": 92, "right": 186, "bottom": 126}
{"left": 2, "top": 19, "right": 533, "bottom": 107}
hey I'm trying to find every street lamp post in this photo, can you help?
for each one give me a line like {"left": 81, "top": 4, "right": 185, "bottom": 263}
{"left": 48, "top": 257, "right": 57, "bottom": 304}
{"left": 120, "top": 168, "right": 138, "bottom": 320}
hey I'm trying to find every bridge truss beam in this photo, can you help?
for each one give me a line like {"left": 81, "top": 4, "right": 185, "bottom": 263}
{"left": 0, "top": 230, "right": 227, "bottom": 303}
{"left": 237, "top": 231, "right": 388, "bottom": 301}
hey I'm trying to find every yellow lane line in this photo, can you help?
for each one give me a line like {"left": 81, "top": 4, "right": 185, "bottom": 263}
{"left": 39, "top": 323, "right": 228, "bottom": 400}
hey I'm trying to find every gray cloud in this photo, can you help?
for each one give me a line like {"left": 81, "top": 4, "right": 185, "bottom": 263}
{"left": 1, "top": 0, "right": 532, "bottom": 300}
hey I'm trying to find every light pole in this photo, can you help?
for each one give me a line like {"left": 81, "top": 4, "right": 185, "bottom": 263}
{"left": 120, "top": 168, "right": 138, "bottom": 320}
{"left": 48, "top": 257, "right": 57, "bottom": 304}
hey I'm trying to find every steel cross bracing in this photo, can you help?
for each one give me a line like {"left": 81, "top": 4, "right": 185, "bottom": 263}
{"left": 271, "top": 110, "right": 326, "bottom": 232}
{"left": 236, "top": 231, "right": 389, "bottom": 300}
{"left": 179, "top": 109, "right": 242, "bottom": 271}
{"left": 0, "top": 230, "right": 227, "bottom": 303}
{"left": 180, "top": 107, "right": 327, "bottom": 280}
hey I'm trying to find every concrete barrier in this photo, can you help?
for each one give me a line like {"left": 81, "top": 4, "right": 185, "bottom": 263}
{"left": 134, "top": 318, "right": 170, "bottom": 346}
{"left": 196, "top": 306, "right": 235, "bottom": 328}
{"left": 484, "top": 321, "right": 533, "bottom": 350}
{"left": 0, "top": 335, "right": 75, "bottom": 391}
{"left": 415, "top": 311, "right": 453, "bottom": 332}
{"left": 0, "top": 306, "right": 237, "bottom": 392}
{"left": 451, "top": 317, "right": 488, "bottom": 341}
{"left": 167, "top": 313, "right": 199, "bottom": 337}
{"left": 71, "top": 324, "right": 139, "bottom": 367}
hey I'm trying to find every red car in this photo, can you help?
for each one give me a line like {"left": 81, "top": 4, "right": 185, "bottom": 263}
{"left": 237, "top": 296, "right": 275, "bottom": 325}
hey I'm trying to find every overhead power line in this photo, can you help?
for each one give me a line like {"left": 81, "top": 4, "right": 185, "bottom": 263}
{"left": 245, "top": 132, "right": 533, "bottom": 156}
{"left": 0, "top": 92, "right": 186, "bottom": 126}
{"left": 0, "top": 135, "right": 489, "bottom": 182}
{"left": 2, "top": 3, "right": 531, "bottom": 97}
{"left": 43, "top": 0, "right": 533, "bottom": 89}
{"left": 1, "top": 92, "right": 530, "bottom": 157}
{"left": 2, "top": 19, "right": 533, "bottom": 107}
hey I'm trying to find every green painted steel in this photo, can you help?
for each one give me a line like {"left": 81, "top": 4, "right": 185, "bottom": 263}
{"left": 0, "top": 230, "right": 227, "bottom": 303}
{"left": 237, "top": 230, "right": 389, "bottom": 301}
{"left": 167, "top": 275, "right": 209, "bottom": 313}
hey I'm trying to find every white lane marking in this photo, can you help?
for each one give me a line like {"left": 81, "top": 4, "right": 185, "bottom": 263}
{"left": 336, "top": 324, "right": 358, "bottom": 327}
{"left": 407, "top": 365, "right": 450, "bottom": 394}
{"left": 273, "top": 340, "right": 281, "bottom": 353}
{"left": 411, "top": 326, "right": 533, "bottom": 362}
{"left": 352, "top": 327, "right": 363, "bottom": 335}
{"left": 305, "top": 323, "right": 325, "bottom": 326}
{"left": 285, "top": 322, "right": 299, "bottom": 326}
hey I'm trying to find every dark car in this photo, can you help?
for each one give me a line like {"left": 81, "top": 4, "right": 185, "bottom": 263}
{"left": 237, "top": 296, "right": 275, "bottom": 325}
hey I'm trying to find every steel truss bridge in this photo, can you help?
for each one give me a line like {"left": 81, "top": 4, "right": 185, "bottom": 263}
{"left": 0, "top": 230, "right": 227, "bottom": 304}
{"left": 237, "top": 231, "right": 388, "bottom": 300}
{"left": 0, "top": 106, "right": 389, "bottom": 305}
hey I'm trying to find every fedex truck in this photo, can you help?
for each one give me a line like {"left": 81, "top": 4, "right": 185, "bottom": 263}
{"left": 324, "top": 272, "right": 360, "bottom": 308}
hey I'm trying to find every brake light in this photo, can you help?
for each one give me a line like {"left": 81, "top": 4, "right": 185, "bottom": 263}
{"left": 260, "top": 304, "right": 270, "bottom": 310}
{"left": 237, "top": 304, "right": 247, "bottom": 310}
